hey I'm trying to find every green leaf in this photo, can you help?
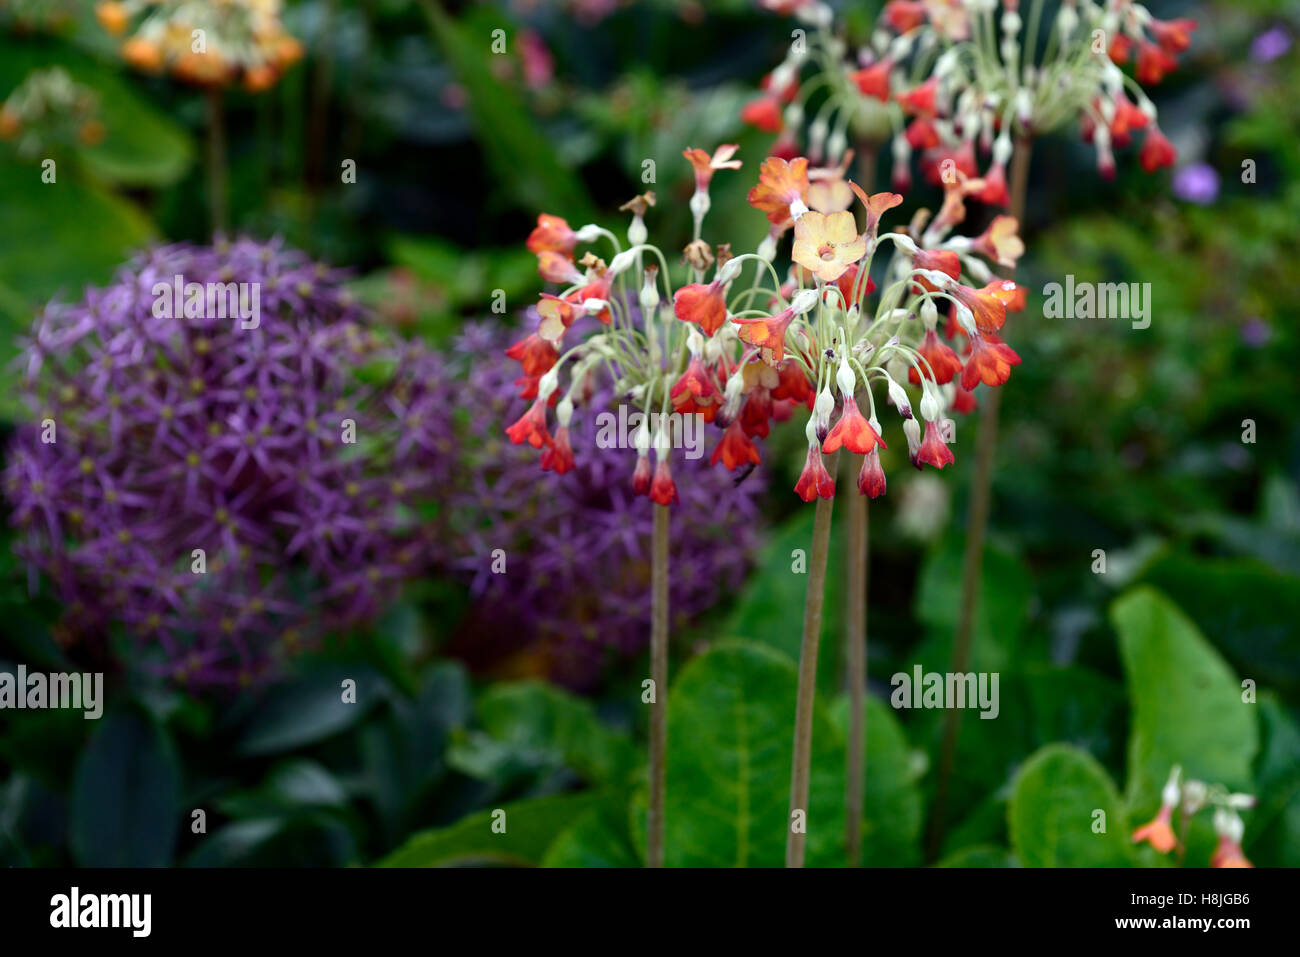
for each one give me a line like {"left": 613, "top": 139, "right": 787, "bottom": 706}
{"left": 378, "top": 790, "right": 609, "bottom": 867}
{"left": 0, "top": 155, "right": 154, "bottom": 308}
{"left": 218, "top": 760, "right": 349, "bottom": 818}
{"left": 456, "top": 681, "right": 637, "bottom": 786}
{"left": 656, "top": 641, "right": 844, "bottom": 867}
{"left": 541, "top": 801, "right": 640, "bottom": 868}
{"left": 1008, "top": 744, "right": 1133, "bottom": 867}
{"left": 828, "top": 695, "right": 923, "bottom": 866}
{"left": 238, "top": 666, "right": 387, "bottom": 756}
{"left": 70, "top": 707, "right": 180, "bottom": 866}
{"left": 1112, "top": 587, "right": 1258, "bottom": 814}
{"left": 418, "top": 2, "right": 594, "bottom": 221}
{"left": 1247, "top": 694, "right": 1300, "bottom": 867}
{"left": 936, "top": 844, "right": 1017, "bottom": 868}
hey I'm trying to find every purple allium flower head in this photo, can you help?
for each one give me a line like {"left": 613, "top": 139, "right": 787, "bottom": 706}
{"left": 1240, "top": 317, "right": 1271, "bottom": 348}
{"left": 1251, "top": 27, "right": 1291, "bottom": 63}
{"left": 5, "top": 239, "right": 453, "bottom": 689}
{"left": 1172, "top": 162, "right": 1220, "bottom": 205}
{"left": 442, "top": 318, "right": 763, "bottom": 690}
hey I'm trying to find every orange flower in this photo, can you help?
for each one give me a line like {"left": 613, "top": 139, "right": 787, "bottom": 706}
{"left": 910, "top": 248, "right": 961, "bottom": 293}
{"left": 971, "top": 216, "right": 1024, "bottom": 269}
{"left": 673, "top": 281, "right": 728, "bottom": 337}
{"left": 1210, "top": 836, "right": 1252, "bottom": 869}
{"left": 733, "top": 306, "right": 797, "bottom": 363}
{"left": 857, "top": 447, "right": 887, "bottom": 497}
{"left": 791, "top": 210, "right": 866, "bottom": 283}
{"left": 122, "top": 37, "right": 165, "bottom": 74}
{"left": 960, "top": 333, "right": 1021, "bottom": 390}
{"left": 911, "top": 329, "right": 963, "bottom": 385}
{"left": 823, "top": 397, "right": 886, "bottom": 455}
{"left": 741, "top": 95, "right": 783, "bottom": 133}
{"left": 794, "top": 444, "right": 835, "bottom": 501}
{"left": 536, "top": 293, "right": 579, "bottom": 343}
{"left": 526, "top": 214, "right": 578, "bottom": 257}
{"left": 747, "top": 156, "right": 810, "bottom": 227}
{"left": 505, "top": 333, "right": 559, "bottom": 378}
{"left": 711, "top": 420, "right": 761, "bottom": 470}
{"left": 541, "top": 426, "right": 575, "bottom": 474}
{"left": 505, "top": 397, "right": 553, "bottom": 449}
{"left": 850, "top": 59, "right": 892, "bottom": 101}
{"left": 846, "top": 182, "right": 904, "bottom": 237}
{"left": 536, "top": 250, "right": 583, "bottom": 284}
{"left": 95, "top": 1, "right": 129, "bottom": 35}
{"left": 683, "top": 144, "right": 742, "bottom": 192}
{"left": 649, "top": 460, "right": 678, "bottom": 506}
{"left": 1139, "top": 125, "right": 1177, "bottom": 173}
{"left": 952, "top": 280, "right": 1014, "bottom": 334}
{"left": 1131, "top": 805, "right": 1178, "bottom": 854}
{"left": 670, "top": 357, "right": 721, "bottom": 420}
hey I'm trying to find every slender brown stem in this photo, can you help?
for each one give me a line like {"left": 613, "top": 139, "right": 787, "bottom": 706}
{"left": 926, "top": 137, "right": 1032, "bottom": 862}
{"left": 647, "top": 503, "right": 669, "bottom": 868}
{"left": 787, "top": 482, "right": 836, "bottom": 868}
{"left": 844, "top": 459, "right": 868, "bottom": 866}
{"left": 206, "top": 87, "right": 229, "bottom": 235}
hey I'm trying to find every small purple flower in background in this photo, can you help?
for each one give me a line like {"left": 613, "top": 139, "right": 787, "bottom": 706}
{"left": 1241, "top": 317, "right": 1272, "bottom": 348}
{"left": 1172, "top": 162, "right": 1220, "bottom": 205}
{"left": 442, "top": 319, "right": 763, "bottom": 690}
{"left": 5, "top": 239, "right": 453, "bottom": 688}
{"left": 1251, "top": 27, "right": 1291, "bottom": 63}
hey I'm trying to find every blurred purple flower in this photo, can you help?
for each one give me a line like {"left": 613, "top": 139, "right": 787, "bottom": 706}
{"left": 1251, "top": 27, "right": 1291, "bottom": 63}
{"left": 1172, "top": 163, "right": 1219, "bottom": 204}
{"left": 5, "top": 239, "right": 452, "bottom": 688}
{"left": 1241, "top": 317, "right": 1271, "bottom": 348}
{"left": 442, "top": 318, "right": 763, "bottom": 690}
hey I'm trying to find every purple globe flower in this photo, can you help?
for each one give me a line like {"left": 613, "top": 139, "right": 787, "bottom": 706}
{"left": 1172, "top": 162, "right": 1220, "bottom": 205}
{"left": 442, "top": 318, "right": 764, "bottom": 690}
{"left": 5, "top": 239, "right": 453, "bottom": 688}
{"left": 1251, "top": 27, "right": 1291, "bottom": 63}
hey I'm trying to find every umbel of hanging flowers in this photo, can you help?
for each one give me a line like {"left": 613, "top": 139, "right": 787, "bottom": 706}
{"left": 5, "top": 239, "right": 452, "bottom": 688}
{"left": 507, "top": 140, "right": 1027, "bottom": 502}
{"left": 744, "top": 0, "right": 1196, "bottom": 187}
{"left": 1131, "top": 766, "right": 1256, "bottom": 868}
{"left": 95, "top": 0, "right": 303, "bottom": 91}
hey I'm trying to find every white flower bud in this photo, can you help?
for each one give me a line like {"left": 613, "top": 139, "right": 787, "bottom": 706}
{"left": 836, "top": 356, "right": 856, "bottom": 399}
{"left": 716, "top": 256, "right": 744, "bottom": 285}
{"left": 757, "top": 233, "right": 778, "bottom": 262}
{"left": 954, "top": 303, "right": 976, "bottom": 337}
{"left": 804, "top": 414, "right": 819, "bottom": 446}
{"left": 790, "top": 288, "right": 819, "bottom": 314}
{"left": 627, "top": 216, "right": 647, "bottom": 247}
{"left": 962, "top": 256, "right": 992, "bottom": 283}
{"left": 1160, "top": 766, "right": 1182, "bottom": 807}
{"left": 827, "top": 128, "right": 847, "bottom": 163}
{"left": 903, "top": 416, "right": 921, "bottom": 458}
{"left": 556, "top": 396, "right": 574, "bottom": 428}
{"left": 885, "top": 375, "right": 912, "bottom": 419}
{"left": 808, "top": 117, "right": 829, "bottom": 157}
{"left": 919, "top": 379, "right": 943, "bottom": 421}
{"left": 890, "top": 233, "right": 919, "bottom": 256}
{"left": 993, "top": 134, "right": 1013, "bottom": 166}
{"left": 784, "top": 102, "right": 804, "bottom": 129}
{"left": 920, "top": 297, "right": 938, "bottom": 330}
{"left": 639, "top": 274, "right": 660, "bottom": 313}
{"left": 607, "top": 249, "right": 637, "bottom": 276}
{"left": 689, "top": 190, "right": 711, "bottom": 222}
{"left": 538, "top": 369, "right": 559, "bottom": 400}
{"left": 634, "top": 419, "right": 650, "bottom": 453}
{"left": 574, "top": 224, "right": 602, "bottom": 243}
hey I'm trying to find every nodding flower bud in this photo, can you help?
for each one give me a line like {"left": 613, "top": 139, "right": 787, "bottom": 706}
{"left": 885, "top": 374, "right": 913, "bottom": 419}
{"left": 686, "top": 326, "right": 705, "bottom": 357}
{"left": 556, "top": 396, "right": 575, "bottom": 428}
{"left": 919, "top": 378, "right": 943, "bottom": 421}
{"left": 1181, "top": 779, "right": 1207, "bottom": 813}
{"left": 784, "top": 102, "right": 804, "bottom": 130}
{"left": 993, "top": 134, "right": 1013, "bottom": 167}
{"left": 1212, "top": 808, "right": 1244, "bottom": 844}
{"left": 804, "top": 413, "right": 820, "bottom": 447}
{"left": 808, "top": 117, "right": 829, "bottom": 159}
{"left": 790, "top": 287, "right": 820, "bottom": 314}
{"left": 771, "top": 60, "right": 797, "bottom": 93}
{"left": 575, "top": 224, "right": 602, "bottom": 243}
{"left": 919, "top": 297, "right": 938, "bottom": 330}
{"left": 628, "top": 216, "right": 647, "bottom": 248}
{"left": 538, "top": 368, "right": 559, "bottom": 401}
{"left": 757, "top": 232, "right": 778, "bottom": 263}
{"left": 835, "top": 356, "right": 857, "bottom": 399}
{"left": 719, "top": 370, "right": 745, "bottom": 423}
{"left": 639, "top": 269, "right": 660, "bottom": 312}
{"left": 954, "top": 303, "right": 977, "bottom": 337}
{"left": 892, "top": 131, "right": 912, "bottom": 164}
{"left": 634, "top": 418, "right": 651, "bottom": 455}
{"left": 827, "top": 128, "right": 847, "bottom": 163}
{"left": 1015, "top": 88, "right": 1033, "bottom": 129}
{"left": 962, "top": 256, "right": 992, "bottom": 283}
{"left": 716, "top": 255, "right": 744, "bottom": 285}
{"left": 689, "top": 190, "right": 711, "bottom": 222}
{"left": 1002, "top": 11, "right": 1021, "bottom": 34}
{"left": 607, "top": 249, "right": 637, "bottom": 276}
{"left": 581, "top": 298, "right": 609, "bottom": 315}
{"left": 1227, "top": 792, "right": 1257, "bottom": 810}
{"left": 891, "top": 233, "right": 919, "bottom": 256}
{"left": 653, "top": 424, "right": 671, "bottom": 459}
{"left": 903, "top": 416, "right": 922, "bottom": 464}
{"left": 888, "top": 34, "right": 913, "bottom": 60}
{"left": 814, "top": 384, "right": 835, "bottom": 441}
{"left": 1160, "top": 766, "right": 1183, "bottom": 807}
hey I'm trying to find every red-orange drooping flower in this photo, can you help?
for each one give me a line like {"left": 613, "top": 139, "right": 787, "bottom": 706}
{"left": 961, "top": 333, "right": 1021, "bottom": 390}
{"left": 794, "top": 444, "right": 836, "bottom": 501}
{"left": 505, "top": 397, "right": 553, "bottom": 449}
{"left": 1131, "top": 805, "right": 1178, "bottom": 854}
{"left": 1139, "top": 125, "right": 1177, "bottom": 173}
{"left": 822, "top": 397, "right": 886, "bottom": 455}
{"left": 912, "top": 329, "right": 963, "bottom": 385}
{"left": 541, "top": 425, "right": 576, "bottom": 474}
{"left": 733, "top": 307, "right": 797, "bottom": 363}
{"left": 649, "top": 459, "right": 678, "bottom": 506}
{"left": 916, "top": 420, "right": 954, "bottom": 469}
{"left": 711, "top": 420, "right": 762, "bottom": 470}
{"left": 673, "top": 281, "right": 728, "bottom": 337}
{"left": 857, "top": 447, "right": 887, "bottom": 498}
{"left": 526, "top": 213, "right": 577, "bottom": 257}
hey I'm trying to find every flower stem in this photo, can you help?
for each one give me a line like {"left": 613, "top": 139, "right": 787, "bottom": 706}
{"left": 787, "top": 480, "right": 836, "bottom": 867}
{"left": 926, "top": 136, "right": 1032, "bottom": 861}
{"left": 844, "top": 458, "right": 868, "bottom": 866}
{"left": 647, "top": 502, "right": 669, "bottom": 868}
{"left": 206, "top": 87, "right": 229, "bottom": 236}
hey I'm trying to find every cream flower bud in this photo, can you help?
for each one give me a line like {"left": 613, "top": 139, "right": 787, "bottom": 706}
{"left": 784, "top": 102, "right": 804, "bottom": 129}
{"left": 538, "top": 369, "right": 559, "bottom": 400}
{"left": 791, "top": 287, "right": 820, "bottom": 314}
{"left": 556, "top": 396, "right": 574, "bottom": 428}
{"left": 634, "top": 418, "right": 651, "bottom": 454}
{"left": 919, "top": 379, "right": 943, "bottom": 421}
{"left": 920, "top": 297, "right": 938, "bottom": 330}
{"left": 903, "top": 416, "right": 922, "bottom": 459}
{"left": 804, "top": 414, "right": 819, "bottom": 447}
{"left": 716, "top": 256, "right": 744, "bottom": 285}
{"left": 891, "top": 233, "right": 919, "bottom": 256}
{"left": 639, "top": 274, "right": 660, "bottom": 313}
{"left": 836, "top": 356, "right": 856, "bottom": 398}
{"left": 993, "top": 134, "right": 1013, "bottom": 166}
{"left": 814, "top": 384, "right": 835, "bottom": 439}
{"left": 1160, "top": 766, "right": 1182, "bottom": 807}
{"left": 689, "top": 190, "right": 711, "bottom": 222}
{"left": 574, "top": 224, "right": 602, "bottom": 243}
{"left": 827, "top": 128, "right": 847, "bottom": 163}
{"left": 628, "top": 216, "right": 647, "bottom": 247}
{"left": 885, "top": 375, "right": 912, "bottom": 419}
{"left": 962, "top": 256, "right": 992, "bottom": 283}
{"left": 954, "top": 303, "right": 976, "bottom": 336}
{"left": 757, "top": 233, "right": 778, "bottom": 262}
{"left": 808, "top": 117, "right": 829, "bottom": 157}
{"left": 607, "top": 249, "right": 637, "bottom": 276}
{"left": 653, "top": 425, "right": 671, "bottom": 458}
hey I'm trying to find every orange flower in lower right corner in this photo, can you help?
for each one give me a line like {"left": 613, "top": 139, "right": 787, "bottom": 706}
{"left": 1131, "top": 804, "right": 1178, "bottom": 854}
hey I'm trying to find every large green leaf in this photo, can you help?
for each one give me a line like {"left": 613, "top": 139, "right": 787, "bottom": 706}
{"left": 1248, "top": 694, "right": 1300, "bottom": 867}
{"left": 656, "top": 641, "right": 844, "bottom": 867}
{"left": 828, "top": 695, "right": 923, "bottom": 866}
{"left": 453, "top": 681, "right": 637, "bottom": 786}
{"left": 418, "top": 1, "right": 595, "bottom": 222}
{"left": 1008, "top": 744, "right": 1133, "bottom": 867}
{"left": 378, "top": 790, "right": 609, "bottom": 867}
{"left": 1112, "top": 587, "right": 1258, "bottom": 813}
{"left": 237, "top": 666, "right": 388, "bottom": 756}
{"left": 70, "top": 707, "right": 181, "bottom": 867}
{"left": 541, "top": 801, "right": 640, "bottom": 868}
